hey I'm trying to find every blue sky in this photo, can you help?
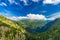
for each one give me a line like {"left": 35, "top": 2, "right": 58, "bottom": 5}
{"left": 0, "top": 0, "right": 60, "bottom": 20}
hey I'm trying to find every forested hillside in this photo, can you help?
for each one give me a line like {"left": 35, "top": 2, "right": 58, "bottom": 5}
{"left": 0, "top": 15, "right": 26, "bottom": 40}
{"left": 0, "top": 15, "right": 60, "bottom": 40}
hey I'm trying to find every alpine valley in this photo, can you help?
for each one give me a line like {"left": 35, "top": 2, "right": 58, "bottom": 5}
{"left": 0, "top": 15, "right": 60, "bottom": 40}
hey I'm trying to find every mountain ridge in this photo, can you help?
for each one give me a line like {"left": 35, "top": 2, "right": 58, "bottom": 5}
{"left": 0, "top": 15, "right": 60, "bottom": 40}
{"left": 0, "top": 15, "right": 26, "bottom": 40}
{"left": 0, "top": 15, "right": 26, "bottom": 33}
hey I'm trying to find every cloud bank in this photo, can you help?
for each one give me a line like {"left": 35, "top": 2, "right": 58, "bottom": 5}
{"left": 32, "top": 0, "right": 39, "bottom": 2}
{"left": 48, "top": 12, "right": 60, "bottom": 20}
{"left": 0, "top": 2, "right": 7, "bottom": 6}
{"left": 8, "top": 14, "right": 47, "bottom": 21}
{"left": 7, "top": 12, "right": 60, "bottom": 21}
{"left": 43, "top": 0, "right": 60, "bottom": 5}
{"left": 8, "top": 0, "right": 39, "bottom": 5}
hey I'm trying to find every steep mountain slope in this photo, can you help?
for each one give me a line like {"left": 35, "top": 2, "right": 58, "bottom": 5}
{"left": 0, "top": 15, "right": 26, "bottom": 40}
{"left": 24, "top": 18, "right": 60, "bottom": 40}
{"left": 42, "top": 18, "right": 60, "bottom": 40}
{"left": 41, "top": 18, "right": 60, "bottom": 32}
{"left": 1, "top": 15, "right": 60, "bottom": 40}
{"left": 0, "top": 15, "right": 26, "bottom": 33}
{"left": 16, "top": 20, "right": 46, "bottom": 33}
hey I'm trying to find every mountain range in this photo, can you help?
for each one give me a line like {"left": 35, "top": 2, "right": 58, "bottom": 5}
{"left": 16, "top": 20, "right": 46, "bottom": 33}
{"left": 16, "top": 17, "right": 60, "bottom": 40}
{"left": 0, "top": 15, "right": 60, "bottom": 40}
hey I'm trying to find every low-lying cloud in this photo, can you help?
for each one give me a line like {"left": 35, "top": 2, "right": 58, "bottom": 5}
{"left": 43, "top": 0, "right": 60, "bottom": 5}
{"left": 8, "top": 14, "right": 47, "bottom": 21}
{"left": 47, "top": 12, "right": 60, "bottom": 20}
{"left": 7, "top": 12, "right": 60, "bottom": 21}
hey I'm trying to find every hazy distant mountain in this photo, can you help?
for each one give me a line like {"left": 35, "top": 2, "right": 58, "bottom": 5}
{"left": 25, "top": 18, "right": 60, "bottom": 40}
{"left": 41, "top": 18, "right": 60, "bottom": 32}
{"left": 16, "top": 20, "right": 46, "bottom": 33}
{"left": 13, "top": 18, "right": 60, "bottom": 40}
{"left": 16, "top": 18, "right": 60, "bottom": 33}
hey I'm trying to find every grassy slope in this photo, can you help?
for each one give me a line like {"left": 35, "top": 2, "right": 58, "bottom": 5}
{"left": 0, "top": 15, "right": 27, "bottom": 40}
{"left": 0, "top": 15, "right": 26, "bottom": 33}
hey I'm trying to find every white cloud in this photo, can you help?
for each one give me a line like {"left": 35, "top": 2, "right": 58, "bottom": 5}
{"left": 32, "top": 0, "right": 39, "bottom": 2}
{"left": 8, "top": 0, "right": 18, "bottom": 5}
{"left": 7, "top": 12, "right": 60, "bottom": 21}
{"left": 27, "top": 14, "right": 47, "bottom": 20}
{"left": 20, "top": 0, "right": 39, "bottom": 5}
{"left": 8, "top": 14, "right": 47, "bottom": 21}
{"left": 7, "top": 16, "right": 28, "bottom": 21}
{"left": 20, "top": 0, "right": 28, "bottom": 5}
{"left": 43, "top": 0, "right": 60, "bottom": 5}
{"left": 7, "top": 16, "right": 18, "bottom": 21}
{"left": 47, "top": 12, "right": 60, "bottom": 20}
{"left": 0, "top": 2, "right": 7, "bottom": 6}
{"left": 8, "top": 0, "right": 15, "bottom": 4}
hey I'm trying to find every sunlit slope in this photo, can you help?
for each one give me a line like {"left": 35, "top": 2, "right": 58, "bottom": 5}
{"left": 0, "top": 15, "right": 27, "bottom": 40}
{"left": 0, "top": 15, "right": 26, "bottom": 33}
{"left": 0, "top": 21, "right": 26, "bottom": 40}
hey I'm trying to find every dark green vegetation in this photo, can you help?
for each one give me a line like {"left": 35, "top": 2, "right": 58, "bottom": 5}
{"left": 0, "top": 15, "right": 60, "bottom": 40}
{"left": 17, "top": 20, "right": 46, "bottom": 33}
{"left": 17, "top": 18, "right": 60, "bottom": 40}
